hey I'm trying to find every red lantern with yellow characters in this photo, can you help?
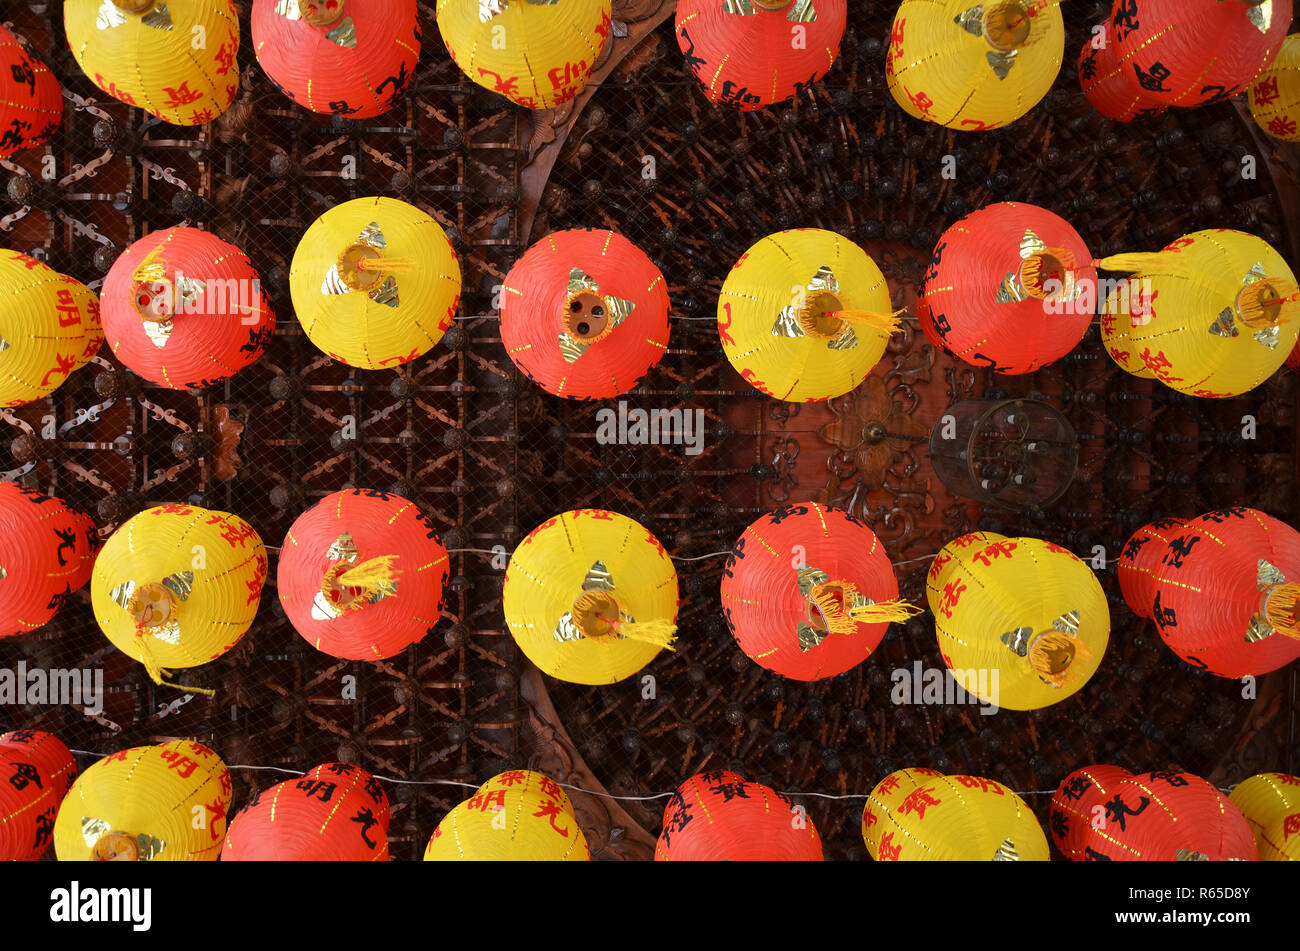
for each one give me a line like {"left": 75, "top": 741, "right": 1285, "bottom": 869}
{"left": 655, "top": 770, "right": 824, "bottom": 860}
{"left": 0, "top": 25, "right": 62, "bottom": 158}
{"left": 0, "top": 729, "right": 78, "bottom": 861}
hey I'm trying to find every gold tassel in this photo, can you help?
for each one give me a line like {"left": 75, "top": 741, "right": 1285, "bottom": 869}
{"left": 1264, "top": 583, "right": 1300, "bottom": 640}
{"left": 848, "top": 598, "right": 926, "bottom": 625}
{"left": 1237, "top": 278, "right": 1300, "bottom": 329}
{"left": 357, "top": 256, "right": 416, "bottom": 274}
{"left": 1029, "top": 631, "right": 1092, "bottom": 688}
{"left": 608, "top": 617, "right": 679, "bottom": 651}
{"left": 134, "top": 639, "right": 216, "bottom": 697}
{"left": 813, "top": 308, "right": 905, "bottom": 336}
{"left": 1092, "top": 252, "right": 1193, "bottom": 279}
{"left": 336, "top": 555, "right": 401, "bottom": 591}
{"left": 809, "top": 579, "right": 922, "bottom": 635}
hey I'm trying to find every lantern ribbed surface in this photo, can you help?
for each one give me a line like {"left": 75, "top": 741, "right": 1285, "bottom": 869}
{"left": 655, "top": 769, "right": 824, "bottom": 860}
{"left": 1251, "top": 33, "right": 1300, "bottom": 141}
{"left": 925, "top": 531, "right": 1109, "bottom": 710}
{"left": 1111, "top": 0, "right": 1291, "bottom": 109}
{"left": 503, "top": 509, "right": 679, "bottom": 685}
{"left": 223, "top": 762, "right": 391, "bottom": 860}
{"left": 424, "top": 770, "right": 589, "bottom": 860}
{"left": 278, "top": 489, "right": 449, "bottom": 660}
{"left": 1119, "top": 507, "right": 1300, "bottom": 678}
{"left": 1100, "top": 229, "right": 1300, "bottom": 397}
{"left": 917, "top": 201, "right": 1096, "bottom": 374}
{"left": 436, "top": 0, "right": 611, "bottom": 109}
{"left": 101, "top": 227, "right": 274, "bottom": 390}
{"left": 721, "top": 502, "right": 912, "bottom": 681}
{"left": 54, "top": 741, "right": 233, "bottom": 861}
{"left": 886, "top": 0, "right": 1065, "bottom": 131}
{"left": 0, "top": 24, "right": 62, "bottom": 158}
{"left": 0, "top": 250, "right": 104, "bottom": 407}
{"left": 0, "top": 730, "right": 78, "bottom": 861}
{"left": 252, "top": 0, "right": 420, "bottom": 118}
{"left": 863, "top": 767, "right": 1049, "bottom": 861}
{"left": 290, "top": 195, "right": 461, "bottom": 369}
{"left": 0, "top": 481, "right": 99, "bottom": 639}
{"left": 1229, "top": 772, "right": 1300, "bottom": 860}
{"left": 64, "top": 0, "right": 241, "bottom": 125}
{"left": 499, "top": 228, "right": 670, "bottom": 400}
{"left": 1077, "top": 770, "right": 1258, "bottom": 861}
{"left": 90, "top": 503, "right": 267, "bottom": 688}
{"left": 1048, "top": 764, "right": 1134, "bottom": 860}
{"left": 1077, "top": 34, "right": 1166, "bottom": 123}
{"left": 674, "top": 0, "right": 845, "bottom": 111}
{"left": 719, "top": 229, "right": 894, "bottom": 402}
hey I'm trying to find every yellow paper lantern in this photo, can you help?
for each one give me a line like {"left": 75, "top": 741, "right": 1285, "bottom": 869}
{"left": 1251, "top": 34, "right": 1300, "bottom": 142}
{"left": 90, "top": 503, "right": 267, "bottom": 690}
{"left": 503, "top": 509, "right": 679, "bottom": 685}
{"left": 290, "top": 196, "right": 461, "bottom": 369}
{"left": 719, "top": 229, "right": 896, "bottom": 402}
{"left": 0, "top": 250, "right": 104, "bottom": 407}
{"left": 1229, "top": 773, "right": 1300, "bottom": 861}
{"left": 925, "top": 532, "right": 1109, "bottom": 710}
{"left": 54, "top": 740, "right": 232, "bottom": 861}
{"left": 64, "top": 0, "right": 241, "bottom": 126}
{"left": 862, "top": 767, "right": 1049, "bottom": 861}
{"left": 436, "top": 0, "right": 611, "bottom": 109}
{"left": 1100, "top": 230, "right": 1300, "bottom": 398}
{"left": 886, "top": 0, "right": 1064, "bottom": 131}
{"left": 424, "top": 770, "right": 589, "bottom": 860}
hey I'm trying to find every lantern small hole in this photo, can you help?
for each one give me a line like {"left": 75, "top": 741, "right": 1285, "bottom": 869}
{"left": 576, "top": 321, "right": 590, "bottom": 335}
{"left": 592, "top": 305, "right": 605, "bottom": 317}
{"left": 570, "top": 300, "right": 583, "bottom": 312}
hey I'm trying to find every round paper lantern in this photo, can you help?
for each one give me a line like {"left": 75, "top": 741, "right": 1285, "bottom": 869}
{"left": 424, "top": 770, "right": 588, "bottom": 861}
{"left": 290, "top": 196, "right": 461, "bottom": 369}
{"left": 252, "top": 0, "right": 420, "bottom": 118}
{"left": 0, "top": 250, "right": 104, "bottom": 407}
{"left": 1230, "top": 772, "right": 1300, "bottom": 860}
{"left": 1077, "top": 33, "right": 1166, "bottom": 122}
{"left": 499, "top": 228, "right": 670, "bottom": 400}
{"left": 1078, "top": 770, "right": 1258, "bottom": 861}
{"left": 720, "top": 502, "right": 918, "bottom": 680}
{"left": 1251, "top": 34, "right": 1300, "bottom": 141}
{"left": 278, "top": 489, "right": 448, "bottom": 660}
{"left": 102, "top": 227, "right": 274, "bottom": 390}
{"left": 917, "top": 202, "right": 1095, "bottom": 374}
{"left": 673, "top": 0, "right": 844, "bottom": 111}
{"left": 720, "top": 229, "right": 896, "bottom": 402}
{"left": 1119, "top": 507, "right": 1300, "bottom": 678}
{"left": 54, "top": 740, "right": 231, "bottom": 861}
{"left": 1112, "top": 0, "right": 1290, "bottom": 109}
{"left": 436, "top": 0, "right": 611, "bottom": 109}
{"left": 503, "top": 509, "right": 679, "bottom": 685}
{"left": 0, "top": 481, "right": 99, "bottom": 639}
{"left": 886, "top": 0, "right": 1065, "bottom": 131}
{"left": 1099, "top": 229, "right": 1300, "bottom": 397}
{"left": 925, "top": 532, "right": 1109, "bottom": 710}
{"left": 1048, "top": 764, "right": 1134, "bottom": 860}
{"left": 655, "top": 770, "right": 823, "bottom": 860}
{"left": 223, "top": 762, "right": 391, "bottom": 861}
{"left": 0, "top": 730, "right": 78, "bottom": 860}
{"left": 91, "top": 503, "right": 267, "bottom": 689}
{"left": 0, "top": 25, "right": 63, "bottom": 157}
{"left": 65, "top": 0, "right": 241, "bottom": 125}
{"left": 863, "top": 767, "right": 1049, "bottom": 861}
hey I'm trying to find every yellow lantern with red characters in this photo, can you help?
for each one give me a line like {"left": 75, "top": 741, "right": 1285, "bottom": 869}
{"left": 1229, "top": 772, "right": 1300, "bottom": 861}
{"left": 424, "top": 770, "right": 589, "bottom": 860}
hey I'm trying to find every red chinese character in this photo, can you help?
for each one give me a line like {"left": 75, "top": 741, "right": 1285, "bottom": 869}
{"left": 1254, "top": 76, "right": 1281, "bottom": 106}
{"left": 863, "top": 806, "right": 877, "bottom": 828}
{"left": 594, "top": 8, "right": 610, "bottom": 41}
{"left": 928, "top": 552, "right": 952, "bottom": 579}
{"left": 476, "top": 67, "right": 518, "bottom": 97}
{"left": 719, "top": 301, "right": 735, "bottom": 346}
{"left": 1284, "top": 812, "right": 1300, "bottom": 840}
{"left": 972, "top": 539, "right": 1018, "bottom": 566}
{"left": 939, "top": 579, "right": 967, "bottom": 619}
{"left": 876, "top": 775, "right": 901, "bottom": 796}
{"left": 204, "top": 799, "right": 227, "bottom": 840}
{"left": 904, "top": 85, "right": 934, "bottom": 118}
{"left": 533, "top": 798, "right": 570, "bottom": 837}
{"left": 214, "top": 37, "right": 236, "bottom": 76}
{"left": 162, "top": 82, "right": 204, "bottom": 109}
{"left": 466, "top": 789, "right": 507, "bottom": 812}
{"left": 538, "top": 776, "right": 563, "bottom": 800}
{"left": 39, "top": 352, "right": 77, "bottom": 388}
{"left": 897, "top": 785, "right": 943, "bottom": 820}
{"left": 1267, "top": 115, "right": 1298, "bottom": 138}
{"left": 955, "top": 776, "right": 1004, "bottom": 795}
{"left": 877, "top": 831, "right": 902, "bottom": 861}
{"left": 497, "top": 771, "right": 528, "bottom": 786}
{"left": 1139, "top": 347, "right": 1182, "bottom": 384}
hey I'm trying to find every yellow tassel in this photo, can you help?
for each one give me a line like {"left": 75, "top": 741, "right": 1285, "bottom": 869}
{"left": 1093, "top": 252, "right": 1193, "bottom": 279}
{"left": 809, "top": 579, "right": 922, "bottom": 635}
{"left": 358, "top": 256, "right": 416, "bottom": 274}
{"left": 337, "top": 555, "right": 401, "bottom": 591}
{"left": 1264, "top": 583, "right": 1300, "bottom": 640}
{"left": 847, "top": 598, "right": 926, "bottom": 625}
{"left": 609, "top": 617, "right": 678, "bottom": 651}
{"left": 135, "top": 639, "right": 216, "bottom": 696}
{"left": 816, "top": 308, "right": 906, "bottom": 336}
{"left": 1029, "top": 632, "right": 1092, "bottom": 688}
{"left": 1237, "top": 278, "right": 1300, "bottom": 329}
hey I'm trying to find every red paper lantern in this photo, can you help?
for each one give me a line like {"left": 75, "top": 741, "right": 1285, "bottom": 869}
{"left": 0, "top": 481, "right": 99, "bottom": 639}
{"left": 252, "top": 0, "right": 420, "bottom": 118}
{"left": 721, "top": 502, "right": 916, "bottom": 680}
{"left": 1111, "top": 0, "right": 1290, "bottom": 108}
{"left": 1119, "top": 507, "right": 1300, "bottom": 678}
{"left": 655, "top": 769, "right": 823, "bottom": 860}
{"left": 101, "top": 227, "right": 275, "bottom": 390}
{"left": 1078, "top": 770, "right": 1258, "bottom": 861}
{"left": 222, "top": 762, "right": 390, "bottom": 860}
{"left": 0, "top": 25, "right": 62, "bottom": 158}
{"left": 278, "top": 489, "right": 448, "bottom": 660}
{"left": 1077, "top": 35, "right": 1166, "bottom": 122}
{"left": 1048, "top": 764, "right": 1133, "bottom": 860}
{"left": 499, "top": 228, "right": 670, "bottom": 400}
{"left": 0, "top": 729, "right": 78, "bottom": 860}
{"left": 918, "top": 201, "right": 1096, "bottom": 374}
{"left": 674, "top": 0, "right": 844, "bottom": 111}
